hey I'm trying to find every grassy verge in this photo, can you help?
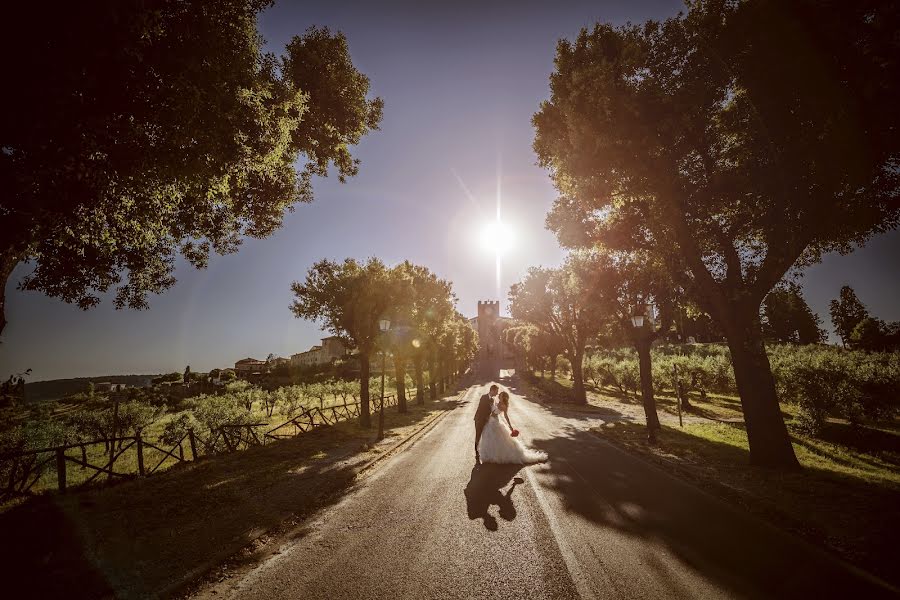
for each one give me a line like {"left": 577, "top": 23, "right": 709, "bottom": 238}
{"left": 521, "top": 371, "right": 900, "bottom": 586}
{"left": 0, "top": 393, "right": 462, "bottom": 599}
{"left": 595, "top": 418, "right": 900, "bottom": 587}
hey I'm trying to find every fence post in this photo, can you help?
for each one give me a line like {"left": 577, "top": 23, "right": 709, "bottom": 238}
{"left": 136, "top": 433, "right": 145, "bottom": 476}
{"left": 188, "top": 428, "right": 198, "bottom": 460}
{"left": 56, "top": 448, "right": 66, "bottom": 493}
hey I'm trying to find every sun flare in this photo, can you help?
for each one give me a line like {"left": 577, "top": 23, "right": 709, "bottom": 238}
{"left": 480, "top": 220, "right": 513, "bottom": 255}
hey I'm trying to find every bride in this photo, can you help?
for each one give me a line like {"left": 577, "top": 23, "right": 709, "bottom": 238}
{"left": 478, "top": 391, "right": 548, "bottom": 464}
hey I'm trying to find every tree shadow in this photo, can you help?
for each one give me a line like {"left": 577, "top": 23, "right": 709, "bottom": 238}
{"left": 816, "top": 421, "right": 900, "bottom": 465}
{"left": 500, "top": 376, "right": 633, "bottom": 423}
{"left": 0, "top": 400, "right": 457, "bottom": 599}
{"left": 527, "top": 426, "right": 900, "bottom": 597}
{"left": 463, "top": 464, "right": 523, "bottom": 531}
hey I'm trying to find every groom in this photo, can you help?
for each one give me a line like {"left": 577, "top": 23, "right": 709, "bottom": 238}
{"left": 474, "top": 384, "right": 499, "bottom": 463}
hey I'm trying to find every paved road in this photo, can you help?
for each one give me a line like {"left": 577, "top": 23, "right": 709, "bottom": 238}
{"left": 211, "top": 377, "right": 897, "bottom": 600}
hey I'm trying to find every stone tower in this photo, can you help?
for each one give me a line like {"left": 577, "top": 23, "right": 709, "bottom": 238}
{"left": 476, "top": 300, "right": 500, "bottom": 379}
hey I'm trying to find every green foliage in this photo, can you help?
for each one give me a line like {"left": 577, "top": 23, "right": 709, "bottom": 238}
{"left": 770, "top": 345, "right": 900, "bottom": 435}
{"left": 158, "top": 412, "right": 200, "bottom": 447}
{"left": 830, "top": 286, "right": 870, "bottom": 347}
{"left": 533, "top": 0, "right": 900, "bottom": 466}
{"left": 849, "top": 317, "right": 900, "bottom": 353}
{"left": 152, "top": 372, "right": 182, "bottom": 385}
{"left": 588, "top": 343, "right": 899, "bottom": 437}
{"left": 116, "top": 401, "right": 165, "bottom": 437}
{"left": 761, "top": 283, "right": 826, "bottom": 344}
{"left": 1, "top": 4, "right": 381, "bottom": 334}
{"left": 291, "top": 258, "right": 411, "bottom": 356}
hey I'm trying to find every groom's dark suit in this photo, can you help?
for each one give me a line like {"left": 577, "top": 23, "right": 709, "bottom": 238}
{"left": 474, "top": 392, "right": 494, "bottom": 457}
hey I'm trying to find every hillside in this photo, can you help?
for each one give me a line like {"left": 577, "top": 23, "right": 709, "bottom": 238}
{"left": 24, "top": 375, "right": 160, "bottom": 403}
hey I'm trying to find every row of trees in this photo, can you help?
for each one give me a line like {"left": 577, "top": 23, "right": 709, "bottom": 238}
{"left": 290, "top": 258, "right": 477, "bottom": 427}
{"left": 524, "top": 0, "right": 900, "bottom": 468}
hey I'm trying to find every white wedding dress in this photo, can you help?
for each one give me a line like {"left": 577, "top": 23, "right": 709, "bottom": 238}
{"left": 478, "top": 402, "right": 548, "bottom": 464}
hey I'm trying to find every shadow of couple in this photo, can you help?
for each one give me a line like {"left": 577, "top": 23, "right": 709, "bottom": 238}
{"left": 463, "top": 464, "right": 524, "bottom": 531}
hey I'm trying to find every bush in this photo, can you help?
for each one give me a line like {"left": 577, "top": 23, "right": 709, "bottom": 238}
{"left": 589, "top": 343, "right": 898, "bottom": 437}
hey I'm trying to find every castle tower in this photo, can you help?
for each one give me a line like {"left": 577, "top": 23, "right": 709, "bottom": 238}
{"left": 476, "top": 300, "right": 500, "bottom": 379}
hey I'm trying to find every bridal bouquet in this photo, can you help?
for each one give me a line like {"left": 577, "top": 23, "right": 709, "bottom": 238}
{"left": 510, "top": 429, "right": 520, "bottom": 437}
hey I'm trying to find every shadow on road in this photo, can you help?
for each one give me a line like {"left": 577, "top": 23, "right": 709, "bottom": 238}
{"left": 498, "top": 375, "right": 632, "bottom": 423}
{"left": 525, "top": 424, "right": 899, "bottom": 599}
{"left": 463, "top": 464, "right": 524, "bottom": 531}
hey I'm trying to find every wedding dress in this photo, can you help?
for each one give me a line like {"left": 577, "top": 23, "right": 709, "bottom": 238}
{"left": 478, "top": 402, "right": 547, "bottom": 464}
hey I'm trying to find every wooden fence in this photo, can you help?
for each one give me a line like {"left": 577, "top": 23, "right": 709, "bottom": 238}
{"left": 0, "top": 392, "right": 404, "bottom": 498}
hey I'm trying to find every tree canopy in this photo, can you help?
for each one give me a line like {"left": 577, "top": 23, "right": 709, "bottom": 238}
{"left": 829, "top": 286, "right": 870, "bottom": 347}
{"left": 532, "top": 0, "right": 900, "bottom": 467}
{"left": 508, "top": 254, "right": 606, "bottom": 403}
{"left": 761, "top": 283, "right": 826, "bottom": 345}
{"left": 0, "top": 1, "right": 383, "bottom": 336}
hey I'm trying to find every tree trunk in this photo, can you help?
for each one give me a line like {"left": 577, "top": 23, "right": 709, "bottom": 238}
{"left": 414, "top": 356, "right": 425, "bottom": 405}
{"left": 549, "top": 355, "right": 557, "bottom": 380}
{"left": 359, "top": 353, "right": 371, "bottom": 428}
{"left": 636, "top": 339, "right": 660, "bottom": 443}
{"left": 571, "top": 349, "right": 587, "bottom": 404}
{"left": 0, "top": 251, "right": 20, "bottom": 338}
{"left": 428, "top": 356, "right": 437, "bottom": 400}
{"left": 437, "top": 358, "right": 446, "bottom": 394}
{"left": 394, "top": 355, "right": 407, "bottom": 413}
{"left": 724, "top": 314, "right": 799, "bottom": 468}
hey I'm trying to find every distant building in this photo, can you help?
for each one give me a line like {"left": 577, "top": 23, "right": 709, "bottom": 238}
{"left": 290, "top": 336, "right": 349, "bottom": 367}
{"left": 234, "top": 358, "right": 266, "bottom": 375}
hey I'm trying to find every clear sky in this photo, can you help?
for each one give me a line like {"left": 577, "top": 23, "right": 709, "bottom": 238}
{"left": 3, "top": 0, "right": 899, "bottom": 382}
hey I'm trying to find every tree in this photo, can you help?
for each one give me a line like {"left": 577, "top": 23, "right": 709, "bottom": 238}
{"left": 848, "top": 317, "right": 900, "bottom": 352}
{"left": 509, "top": 254, "right": 605, "bottom": 403}
{"left": 0, "top": 2, "right": 383, "bottom": 338}
{"left": 401, "top": 263, "right": 456, "bottom": 405}
{"left": 829, "top": 286, "right": 870, "bottom": 347}
{"left": 762, "top": 283, "right": 826, "bottom": 344}
{"left": 532, "top": 1, "right": 900, "bottom": 467}
{"left": 597, "top": 251, "right": 676, "bottom": 442}
{"left": 290, "top": 258, "right": 409, "bottom": 428}
{"left": 183, "top": 365, "right": 192, "bottom": 384}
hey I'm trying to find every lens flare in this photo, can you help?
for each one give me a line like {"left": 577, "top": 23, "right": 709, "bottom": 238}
{"left": 480, "top": 221, "right": 513, "bottom": 254}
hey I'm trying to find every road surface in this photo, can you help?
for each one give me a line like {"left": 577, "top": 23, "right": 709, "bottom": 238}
{"left": 204, "top": 376, "right": 897, "bottom": 599}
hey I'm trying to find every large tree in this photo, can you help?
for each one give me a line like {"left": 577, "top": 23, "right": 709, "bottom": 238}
{"left": 829, "top": 286, "right": 870, "bottom": 347}
{"left": 290, "top": 258, "right": 409, "bottom": 428}
{"left": 509, "top": 254, "right": 605, "bottom": 404}
{"left": 0, "top": 1, "right": 382, "bottom": 337}
{"left": 533, "top": 0, "right": 900, "bottom": 467}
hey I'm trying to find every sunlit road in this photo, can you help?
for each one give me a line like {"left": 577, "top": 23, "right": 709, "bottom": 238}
{"left": 211, "top": 377, "right": 897, "bottom": 599}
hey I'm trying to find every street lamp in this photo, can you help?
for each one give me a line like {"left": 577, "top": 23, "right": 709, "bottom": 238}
{"left": 630, "top": 313, "right": 645, "bottom": 328}
{"left": 377, "top": 318, "right": 391, "bottom": 441}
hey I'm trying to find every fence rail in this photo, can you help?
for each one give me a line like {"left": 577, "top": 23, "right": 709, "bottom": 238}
{"left": 0, "top": 390, "right": 413, "bottom": 499}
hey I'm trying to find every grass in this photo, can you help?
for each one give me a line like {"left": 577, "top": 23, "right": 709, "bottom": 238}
{"left": 0, "top": 388, "right": 464, "bottom": 599}
{"left": 522, "top": 370, "right": 900, "bottom": 585}
{"left": 594, "top": 414, "right": 900, "bottom": 587}
{"left": 1, "top": 393, "right": 405, "bottom": 500}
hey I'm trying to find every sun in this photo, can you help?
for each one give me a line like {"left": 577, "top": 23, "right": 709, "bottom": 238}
{"left": 480, "top": 220, "right": 513, "bottom": 255}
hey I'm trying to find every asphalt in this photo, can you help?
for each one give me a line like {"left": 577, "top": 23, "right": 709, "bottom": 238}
{"left": 213, "top": 376, "right": 898, "bottom": 600}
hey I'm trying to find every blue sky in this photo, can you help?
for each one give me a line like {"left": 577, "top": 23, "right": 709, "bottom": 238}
{"left": 3, "top": 0, "right": 899, "bottom": 381}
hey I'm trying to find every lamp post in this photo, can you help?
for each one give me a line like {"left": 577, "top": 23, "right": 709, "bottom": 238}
{"left": 378, "top": 318, "right": 391, "bottom": 441}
